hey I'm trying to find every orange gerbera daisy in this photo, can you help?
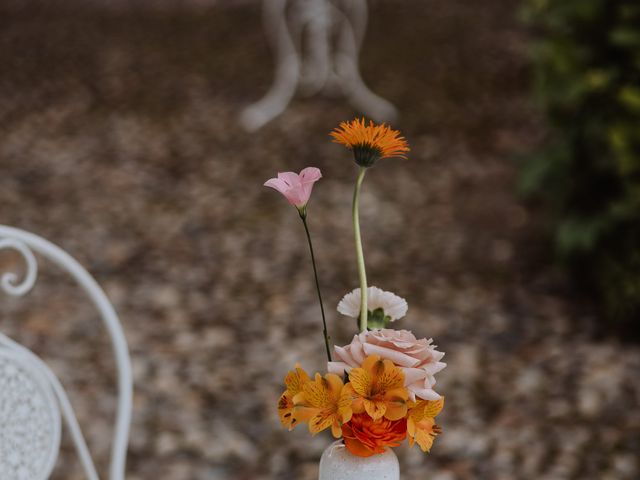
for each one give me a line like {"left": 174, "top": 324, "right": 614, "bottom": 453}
{"left": 277, "top": 364, "right": 311, "bottom": 430}
{"left": 292, "top": 372, "right": 353, "bottom": 438}
{"left": 407, "top": 397, "right": 444, "bottom": 452}
{"left": 342, "top": 413, "right": 407, "bottom": 457}
{"left": 330, "top": 118, "right": 410, "bottom": 167}
{"left": 346, "top": 355, "right": 409, "bottom": 421}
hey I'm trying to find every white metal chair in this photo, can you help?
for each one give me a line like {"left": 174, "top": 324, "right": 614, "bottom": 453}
{"left": 0, "top": 225, "right": 133, "bottom": 480}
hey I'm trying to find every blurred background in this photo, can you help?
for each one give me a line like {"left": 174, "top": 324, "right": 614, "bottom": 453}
{"left": 0, "top": 0, "right": 639, "bottom": 479}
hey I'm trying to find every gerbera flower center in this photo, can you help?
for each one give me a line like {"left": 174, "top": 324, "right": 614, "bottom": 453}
{"left": 351, "top": 143, "right": 384, "bottom": 168}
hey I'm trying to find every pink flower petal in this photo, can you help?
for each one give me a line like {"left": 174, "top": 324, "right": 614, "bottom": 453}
{"left": 277, "top": 171, "right": 301, "bottom": 186}
{"left": 328, "top": 361, "right": 352, "bottom": 375}
{"left": 327, "top": 329, "right": 446, "bottom": 402}
{"left": 334, "top": 346, "right": 359, "bottom": 368}
{"left": 362, "top": 343, "right": 421, "bottom": 368}
{"left": 421, "top": 362, "right": 447, "bottom": 375}
{"left": 299, "top": 167, "right": 322, "bottom": 183}
{"left": 264, "top": 178, "right": 288, "bottom": 194}
{"left": 351, "top": 335, "right": 366, "bottom": 364}
{"left": 409, "top": 387, "right": 441, "bottom": 401}
{"left": 265, "top": 168, "right": 322, "bottom": 208}
{"left": 402, "top": 367, "right": 428, "bottom": 385}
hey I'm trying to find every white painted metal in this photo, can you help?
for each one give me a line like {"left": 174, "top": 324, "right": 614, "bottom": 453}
{"left": 0, "top": 348, "right": 61, "bottom": 480}
{"left": 319, "top": 440, "right": 400, "bottom": 480}
{"left": 0, "top": 225, "right": 133, "bottom": 480}
{"left": 240, "top": 0, "right": 398, "bottom": 131}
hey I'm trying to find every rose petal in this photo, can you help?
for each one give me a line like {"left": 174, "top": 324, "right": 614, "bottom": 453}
{"left": 362, "top": 343, "right": 421, "bottom": 368}
{"left": 402, "top": 367, "right": 428, "bottom": 385}
{"left": 351, "top": 335, "right": 366, "bottom": 365}
{"left": 335, "top": 345, "right": 360, "bottom": 368}
{"left": 327, "top": 361, "right": 351, "bottom": 375}
{"left": 409, "top": 386, "right": 441, "bottom": 401}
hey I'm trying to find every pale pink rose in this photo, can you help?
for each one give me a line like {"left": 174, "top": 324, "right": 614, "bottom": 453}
{"left": 328, "top": 329, "right": 446, "bottom": 402}
{"left": 264, "top": 167, "right": 322, "bottom": 208}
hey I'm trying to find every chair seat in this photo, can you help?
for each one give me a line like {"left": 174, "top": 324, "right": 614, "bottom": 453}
{"left": 0, "top": 348, "right": 61, "bottom": 480}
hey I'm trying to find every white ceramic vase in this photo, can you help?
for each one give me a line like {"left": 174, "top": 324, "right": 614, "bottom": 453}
{"left": 318, "top": 440, "right": 400, "bottom": 480}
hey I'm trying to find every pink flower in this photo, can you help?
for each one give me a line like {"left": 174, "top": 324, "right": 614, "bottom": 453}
{"left": 264, "top": 167, "right": 322, "bottom": 209}
{"left": 328, "top": 329, "right": 446, "bottom": 402}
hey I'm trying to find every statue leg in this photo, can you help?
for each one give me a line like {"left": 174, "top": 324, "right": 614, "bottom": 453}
{"left": 334, "top": 0, "right": 398, "bottom": 123}
{"left": 240, "top": 0, "right": 301, "bottom": 131}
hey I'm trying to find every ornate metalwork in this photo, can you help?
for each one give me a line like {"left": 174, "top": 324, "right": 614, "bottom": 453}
{"left": 0, "top": 226, "right": 133, "bottom": 480}
{"left": 0, "top": 348, "right": 61, "bottom": 480}
{"left": 0, "top": 238, "right": 37, "bottom": 297}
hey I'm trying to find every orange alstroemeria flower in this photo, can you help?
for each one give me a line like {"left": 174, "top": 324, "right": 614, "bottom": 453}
{"left": 407, "top": 397, "right": 444, "bottom": 452}
{"left": 342, "top": 413, "right": 407, "bottom": 457}
{"left": 293, "top": 372, "right": 353, "bottom": 438}
{"left": 346, "top": 355, "right": 409, "bottom": 421}
{"left": 277, "top": 364, "right": 311, "bottom": 430}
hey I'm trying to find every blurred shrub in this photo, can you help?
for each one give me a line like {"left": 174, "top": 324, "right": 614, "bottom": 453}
{"left": 521, "top": 0, "right": 640, "bottom": 330}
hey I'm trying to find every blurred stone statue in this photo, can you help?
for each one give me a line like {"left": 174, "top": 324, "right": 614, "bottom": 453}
{"left": 240, "top": 0, "right": 398, "bottom": 131}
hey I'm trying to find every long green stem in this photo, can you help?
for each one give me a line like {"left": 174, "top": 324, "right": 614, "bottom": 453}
{"left": 352, "top": 166, "right": 368, "bottom": 332}
{"left": 301, "top": 214, "right": 332, "bottom": 362}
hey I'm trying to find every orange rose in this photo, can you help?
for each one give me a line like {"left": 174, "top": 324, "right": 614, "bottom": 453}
{"left": 341, "top": 413, "right": 407, "bottom": 457}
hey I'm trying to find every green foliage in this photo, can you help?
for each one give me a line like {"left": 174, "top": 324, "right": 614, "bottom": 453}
{"left": 367, "top": 308, "right": 393, "bottom": 329}
{"left": 521, "top": 0, "right": 640, "bottom": 328}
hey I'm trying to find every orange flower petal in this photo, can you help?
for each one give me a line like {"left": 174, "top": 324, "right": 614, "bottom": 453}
{"left": 352, "top": 396, "right": 365, "bottom": 414}
{"left": 424, "top": 397, "right": 445, "bottom": 418}
{"left": 376, "top": 361, "right": 406, "bottom": 391}
{"left": 331, "top": 422, "right": 343, "bottom": 439}
{"left": 344, "top": 436, "right": 377, "bottom": 457}
{"left": 383, "top": 399, "right": 408, "bottom": 421}
{"left": 309, "top": 411, "right": 335, "bottom": 435}
{"left": 338, "top": 386, "right": 354, "bottom": 424}
{"left": 284, "top": 364, "right": 311, "bottom": 396}
{"left": 292, "top": 405, "right": 317, "bottom": 424}
{"left": 278, "top": 391, "right": 296, "bottom": 429}
{"left": 414, "top": 426, "right": 436, "bottom": 452}
{"left": 289, "top": 371, "right": 350, "bottom": 437}
{"left": 330, "top": 118, "right": 409, "bottom": 167}
{"left": 341, "top": 413, "right": 407, "bottom": 457}
{"left": 363, "top": 399, "right": 387, "bottom": 421}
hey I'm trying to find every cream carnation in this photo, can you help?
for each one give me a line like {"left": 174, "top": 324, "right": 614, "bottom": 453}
{"left": 328, "top": 329, "right": 446, "bottom": 402}
{"left": 337, "top": 287, "right": 408, "bottom": 322}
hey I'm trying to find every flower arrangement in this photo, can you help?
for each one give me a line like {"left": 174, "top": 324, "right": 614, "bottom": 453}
{"left": 265, "top": 119, "right": 446, "bottom": 459}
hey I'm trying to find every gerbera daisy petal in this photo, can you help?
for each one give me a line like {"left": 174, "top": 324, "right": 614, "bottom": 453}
{"left": 331, "top": 118, "right": 409, "bottom": 167}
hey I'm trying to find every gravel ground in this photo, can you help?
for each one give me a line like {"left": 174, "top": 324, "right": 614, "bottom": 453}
{"left": 1, "top": 1, "right": 639, "bottom": 479}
